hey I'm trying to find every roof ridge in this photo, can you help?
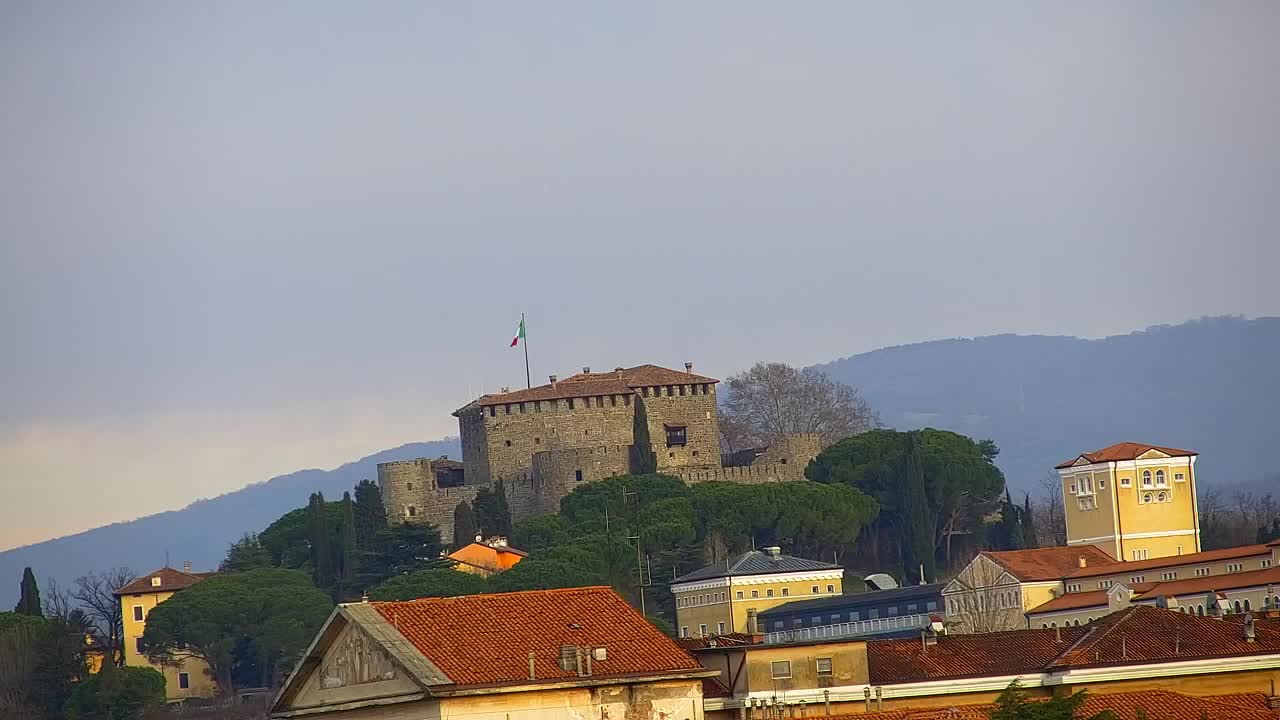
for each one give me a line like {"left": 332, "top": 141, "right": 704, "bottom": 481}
{"left": 368, "top": 585, "right": 613, "bottom": 607}
{"left": 1047, "top": 606, "right": 1137, "bottom": 666}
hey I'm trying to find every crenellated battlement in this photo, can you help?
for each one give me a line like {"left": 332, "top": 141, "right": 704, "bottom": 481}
{"left": 674, "top": 462, "right": 807, "bottom": 485}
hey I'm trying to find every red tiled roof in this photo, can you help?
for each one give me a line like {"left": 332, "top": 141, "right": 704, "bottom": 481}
{"left": 870, "top": 606, "right": 1280, "bottom": 684}
{"left": 369, "top": 586, "right": 702, "bottom": 688}
{"left": 835, "top": 691, "right": 1277, "bottom": 720}
{"left": 1132, "top": 565, "right": 1280, "bottom": 601}
{"left": 1028, "top": 584, "right": 1158, "bottom": 616}
{"left": 1055, "top": 442, "right": 1197, "bottom": 469}
{"left": 1068, "top": 543, "right": 1270, "bottom": 579}
{"left": 983, "top": 545, "right": 1118, "bottom": 582}
{"left": 114, "top": 567, "right": 210, "bottom": 596}
{"left": 464, "top": 364, "right": 718, "bottom": 408}
{"left": 673, "top": 633, "right": 758, "bottom": 651}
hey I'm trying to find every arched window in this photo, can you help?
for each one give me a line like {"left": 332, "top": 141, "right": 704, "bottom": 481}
{"left": 1157, "top": 491, "right": 1168, "bottom": 503}
{"left": 1243, "top": 599, "right": 1251, "bottom": 611}
{"left": 1042, "top": 623, "right": 1049, "bottom": 629}
{"left": 1143, "top": 493, "right": 1154, "bottom": 504}
{"left": 1155, "top": 469, "right": 1166, "bottom": 485}
{"left": 1050, "top": 622, "right": 1057, "bottom": 628}
{"left": 1233, "top": 600, "right": 1243, "bottom": 613}
{"left": 1073, "top": 619, "right": 1081, "bottom": 627}
{"left": 1142, "top": 470, "right": 1152, "bottom": 486}
{"left": 1197, "top": 605, "right": 1204, "bottom": 615}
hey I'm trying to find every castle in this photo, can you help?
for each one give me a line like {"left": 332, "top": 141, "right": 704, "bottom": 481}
{"left": 377, "top": 363, "right": 820, "bottom": 543}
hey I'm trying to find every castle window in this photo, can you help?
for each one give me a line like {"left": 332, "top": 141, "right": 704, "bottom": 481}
{"left": 666, "top": 385, "right": 674, "bottom": 396}
{"left": 1142, "top": 470, "right": 1152, "bottom": 487}
{"left": 665, "top": 425, "right": 687, "bottom": 447}
{"left": 693, "top": 450, "right": 699, "bottom": 457}
{"left": 519, "top": 402, "right": 525, "bottom": 413}
{"left": 534, "top": 437, "right": 540, "bottom": 444}
{"left": 679, "top": 385, "right": 686, "bottom": 396}
{"left": 568, "top": 398, "right": 575, "bottom": 409}
{"left": 505, "top": 440, "right": 512, "bottom": 447}
{"left": 535, "top": 401, "right": 542, "bottom": 413}
{"left": 406, "top": 482, "right": 413, "bottom": 491}
{"left": 610, "top": 395, "right": 617, "bottom": 407}
{"left": 504, "top": 404, "right": 511, "bottom": 415}
{"left": 406, "top": 506, "right": 416, "bottom": 517}
{"left": 575, "top": 470, "right": 583, "bottom": 482}
{"left": 488, "top": 406, "right": 496, "bottom": 417}
{"left": 624, "top": 394, "right": 631, "bottom": 406}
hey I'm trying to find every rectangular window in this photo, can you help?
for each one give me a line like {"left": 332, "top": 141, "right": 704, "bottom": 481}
{"left": 830, "top": 614, "right": 841, "bottom": 623}
{"left": 812, "top": 616, "right": 822, "bottom": 625}
{"left": 680, "top": 626, "right": 688, "bottom": 638}
{"left": 136, "top": 637, "right": 145, "bottom": 654}
{"left": 1263, "top": 560, "right": 1272, "bottom": 569}
{"left": 766, "top": 589, "right": 774, "bottom": 597}
{"left": 888, "top": 606, "right": 898, "bottom": 616}
{"left": 132, "top": 605, "right": 144, "bottom": 622}
{"left": 717, "top": 622, "right": 725, "bottom": 634}
{"left": 792, "top": 618, "right": 803, "bottom": 628}
{"left": 869, "top": 609, "right": 879, "bottom": 619}
{"left": 1161, "top": 571, "right": 1178, "bottom": 581}
{"left": 406, "top": 506, "right": 416, "bottom": 517}
{"left": 850, "top": 610, "right": 860, "bottom": 621}
{"left": 811, "top": 585, "right": 819, "bottom": 594}
{"left": 575, "top": 470, "right": 583, "bottom": 482}
{"left": 624, "top": 394, "right": 631, "bottom": 406}
{"left": 679, "top": 385, "right": 686, "bottom": 396}
{"left": 781, "top": 588, "right": 789, "bottom": 596}
{"left": 698, "top": 623, "right": 707, "bottom": 636}
{"left": 927, "top": 601, "right": 938, "bottom": 612}
{"left": 178, "top": 672, "right": 190, "bottom": 690}
{"left": 664, "top": 425, "right": 688, "bottom": 447}
{"left": 1121, "top": 477, "right": 1131, "bottom": 487}
{"left": 1130, "top": 575, "right": 1145, "bottom": 584}
{"left": 736, "top": 591, "right": 744, "bottom": 600}
{"left": 826, "top": 584, "right": 835, "bottom": 593}
{"left": 1174, "top": 473, "right": 1185, "bottom": 482}
{"left": 1228, "top": 563, "right": 1243, "bottom": 572}
{"left": 907, "top": 603, "right": 917, "bottom": 612}
{"left": 816, "top": 657, "right": 833, "bottom": 676}
{"left": 1099, "top": 479, "right": 1106, "bottom": 489}
{"left": 751, "top": 590, "right": 759, "bottom": 598}
{"left": 771, "top": 661, "right": 792, "bottom": 679}
{"left": 1195, "top": 567, "right": 1210, "bottom": 577}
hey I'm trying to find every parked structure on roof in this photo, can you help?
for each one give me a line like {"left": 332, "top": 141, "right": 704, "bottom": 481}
{"left": 671, "top": 547, "right": 844, "bottom": 638}
{"left": 377, "top": 363, "right": 822, "bottom": 544}
{"left": 757, "top": 583, "right": 945, "bottom": 644}
{"left": 1055, "top": 441, "right": 1201, "bottom": 561}
{"left": 446, "top": 536, "right": 527, "bottom": 577}
{"left": 689, "top": 605, "right": 1280, "bottom": 719}
{"left": 270, "top": 586, "right": 717, "bottom": 720}
{"left": 114, "top": 565, "right": 217, "bottom": 702}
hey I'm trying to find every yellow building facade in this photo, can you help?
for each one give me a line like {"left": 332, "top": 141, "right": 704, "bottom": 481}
{"left": 1057, "top": 442, "right": 1201, "bottom": 561}
{"left": 115, "top": 567, "right": 217, "bottom": 702}
{"left": 672, "top": 548, "right": 844, "bottom": 637}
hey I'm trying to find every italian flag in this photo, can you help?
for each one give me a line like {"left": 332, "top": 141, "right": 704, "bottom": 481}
{"left": 510, "top": 316, "right": 526, "bottom": 347}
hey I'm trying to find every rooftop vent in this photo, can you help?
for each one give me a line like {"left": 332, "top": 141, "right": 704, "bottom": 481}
{"left": 764, "top": 546, "right": 782, "bottom": 559}
{"left": 582, "top": 366, "right": 590, "bottom": 374}
{"left": 685, "top": 362, "right": 694, "bottom": 373}
{"left": 183, "top": 560, "right": 192, "bottom": 573}
{"left": 549, "top": 375, "right": 558, "bottom": 386}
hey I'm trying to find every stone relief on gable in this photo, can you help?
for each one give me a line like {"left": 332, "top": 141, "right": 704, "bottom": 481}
{"left": 319, "top": 629, "right": 397, "bottom": 689}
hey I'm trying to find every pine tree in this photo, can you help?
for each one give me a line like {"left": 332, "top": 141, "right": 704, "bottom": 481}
{"left": 14, "top": 566, "right": 42, "bottom": 616}
{"left": 452, "top": 501, "right": 479, "bottom": 551}
{"left": 900, "top": 438, "right": 935, "bottom": 584}
{"left": 474, "top": 480, "right": 513, "bottom": 538}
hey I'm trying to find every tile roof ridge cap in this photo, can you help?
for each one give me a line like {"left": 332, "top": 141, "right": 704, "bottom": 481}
{"left": 1050, "top": 606, "right": 1138, "bottom": 666}
{"left": 370, "top": 585, "right": 613, "bottom": 607}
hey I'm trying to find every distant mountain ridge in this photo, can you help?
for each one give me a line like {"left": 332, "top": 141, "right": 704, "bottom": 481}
{"left": 5, "top": 315, "right": 1277, "bottom": 606}
{"left": 815, "top": 315, "right": 1280, "bottom": 494}
{"left": 0, "top": 439, "right": 459, "bottom": 605}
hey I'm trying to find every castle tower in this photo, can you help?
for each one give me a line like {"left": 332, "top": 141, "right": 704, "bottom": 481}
{"left": 376, "top": 458, "right": 437, "bottom": 525}
{"left": 1056, "top": 442, "right": 1200, "bottom": 561}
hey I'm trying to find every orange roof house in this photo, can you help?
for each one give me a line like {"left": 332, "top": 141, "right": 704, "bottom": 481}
{"left": 446, "top": 536, "right": 527, "bottom": 577}
{"left": 271, "top": 587, "right": 715, "bottom": 718}
{"left": 1054, "top": 441, "right": 1198, "bottom": 469}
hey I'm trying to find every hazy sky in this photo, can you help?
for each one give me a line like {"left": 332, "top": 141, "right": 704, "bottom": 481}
{"left": 2, "top": 2, "right": 1278, "bottom": 551}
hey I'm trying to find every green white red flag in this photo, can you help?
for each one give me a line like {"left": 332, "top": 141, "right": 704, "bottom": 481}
{"left": 510, "top": 316, "right": 526, "bottom": 347}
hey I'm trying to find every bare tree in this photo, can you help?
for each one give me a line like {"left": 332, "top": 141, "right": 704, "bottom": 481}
{"left": 42, "top": 578, "right": 75, "bottom": 622}
{"left": 720, "top": 362, "right": 878, "bottom": 449}
{"left": 72, "top": 567, "right": 135, "bottom": 668}
{"left": 1034, "top": 472, "right": 1067, "bottom": 547}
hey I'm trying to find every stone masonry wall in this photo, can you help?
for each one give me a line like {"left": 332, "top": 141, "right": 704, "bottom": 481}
{"left": 531, "top": 445, "right": 633, "bottom": 511}
{"left": 476, "top": 394, "right": 637, "bottom": 485}
{"left": 636, "top": 383, "right": 720, "bottom": 471}
{"left": 377, "top": 459, "right": 440, "bottom": 525}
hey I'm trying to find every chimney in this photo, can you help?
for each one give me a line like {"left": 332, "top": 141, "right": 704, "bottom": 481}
{"left": 764, "top": 546, "right": 782, "bottom": 559}
{"left": 1078, "top": 556, "right": 1087, "bottom": 568}
{"left": 1054, "top": 625, "right": 1062, "bottom": 643}
{"left": 528, "top": 650, "right": 536, "bottom": 681}
{"left": 1244, "top": 612, "right": 1256, "bottom": 643}
{"left": 1266, "top": 679, "right": 1280, "bottom": 710}
{"left": 875, "top": 687, "right": 883, "bottom": 711}
{"left": 582, "top": 366, "right": 590, "bottom": 374}
{"left": 746, "top": 609, "right": 759, "bottom": 635}
{"left": 549, "top": 374, "right": 558, "bottom": 386}
{"left": 685, "top": 362, "right": 694, "bottom": 373}
{"left": 183, "top": 560, "right": 192, "bottom": 573}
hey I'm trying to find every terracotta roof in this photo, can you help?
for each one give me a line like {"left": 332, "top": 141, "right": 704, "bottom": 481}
{"left": 869, "top": 606, "right": 1280, "bottom": 685}
{"left": 463, "top": 364, "right": 718, "bottom": 409}
{"left": 114, "top": 567, "right": 210, "bottom": 596}
{"left": 1132, "top": 565, "right": 1280, "bottom": 601}
{"left": 369, "top": 586, "right": 702, "bottom": 688}
{"left": 1056, "top": 441, "right": 1197, "bottom": 469}
{"left": 1027, "top": 584, "right": 1157, "bottom": 616}
{"left": 672, "top": 549, "right": 840, "bottom": 583}
{"left": 1068, "top": 543, "right": 1270, "bottom": 579}
{"left": 835, "top": 691, "right": 1277, "bottom": 720}
{"left": 982, "top": 545, "right": 1118, "bottom": 582}
{"left": 673, "top": 633, "right": 758, "bottom": 651}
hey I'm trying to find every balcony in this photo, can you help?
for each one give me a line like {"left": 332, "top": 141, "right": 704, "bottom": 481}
{"left": 764, "top": 613, "right": 931, "bottom": 644}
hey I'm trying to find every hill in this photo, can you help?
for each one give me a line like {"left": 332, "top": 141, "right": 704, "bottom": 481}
{"left": 815, "top": 315, "right": 1280, "bottom": 494}
{"left": 0, "top": 439, "right": 459, "bottom": 605}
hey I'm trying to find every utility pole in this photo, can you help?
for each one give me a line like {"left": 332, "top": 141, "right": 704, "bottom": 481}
{"left": 624, "top": 489, "right": 651, "bottom": 617}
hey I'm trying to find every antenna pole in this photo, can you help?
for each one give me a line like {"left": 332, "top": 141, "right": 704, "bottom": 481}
{"left": 522, "top": 313, "right": 531, "bottom": 389}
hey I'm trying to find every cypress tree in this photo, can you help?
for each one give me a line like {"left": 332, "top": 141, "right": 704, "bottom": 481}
{"left": 900, "top": 437, "right": 936, "bottom": 584}
{"left": 452, "top": 501, "right": 479, "bottom": 551}
{"left": 1022, "top": 492, "right": 1037, "bottom": 549}
{"left": 14, "top": 566, "right": 42, "bottom": 616}
{"left": 352, "top": 479, "right": 386, "bottom": 550}
{"left": 307, "top": 493, "right": 333, "bottom": 590}
{"left": 338, "top": 492, "right": 356, "bottom": 600}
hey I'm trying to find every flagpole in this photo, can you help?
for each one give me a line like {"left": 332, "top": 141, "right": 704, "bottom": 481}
{"left": 522, "top": 312, "right": 531, "bottom": 389}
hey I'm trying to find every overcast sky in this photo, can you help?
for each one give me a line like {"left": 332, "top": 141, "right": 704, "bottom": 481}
{"left": 1, "top": 2, "right": 1277, "bottom": 551}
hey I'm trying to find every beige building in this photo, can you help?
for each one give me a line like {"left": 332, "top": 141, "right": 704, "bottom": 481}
{"left": 1056, "top": 442, "right": 1201, "bottom": 561}
{"left": 270, "top": 586, "right": 716, "bottom": 720}
{"left": 115, "top": 566, "right": 217, "bottom": 702}
{"left": 671, "top": 548, "right": 845, "bottom": 638}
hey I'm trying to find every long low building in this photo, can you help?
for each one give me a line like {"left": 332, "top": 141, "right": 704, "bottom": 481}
{"left": 757, "top": 583, "right": 945, "bottom": 643}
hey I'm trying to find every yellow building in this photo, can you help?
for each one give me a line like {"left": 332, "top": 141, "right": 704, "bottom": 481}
{"left": 114, "top": 566, "right": 217, "bottom": 701}
{"left": 446, "top": 536, "right": 527, "bottom": 577}
{"left": 270, "top": 586, "right": 716, "bottom": 720}
{"left": 671, "top": 547, "right": 845, "bottom": 638}
{"left": 1056, "top": 442, "right": 1201, "bottom": 561}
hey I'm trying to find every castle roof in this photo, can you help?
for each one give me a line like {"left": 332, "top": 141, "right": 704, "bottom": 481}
{"left": 672, "top": 548, "right": 841, "bottom": 584}
{"left": 1055, "top": 441, "right": 1198, "bottom": 469}
{"left": 459, "top": 364, "right": 718, "bottom": 410}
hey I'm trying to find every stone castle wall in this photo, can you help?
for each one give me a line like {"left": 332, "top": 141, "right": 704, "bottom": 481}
{"left": 377, "top": 459, "right": 440, "bottom": 525}
{"left": 637, "top": 384, "right": 721, "bottom": 472}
